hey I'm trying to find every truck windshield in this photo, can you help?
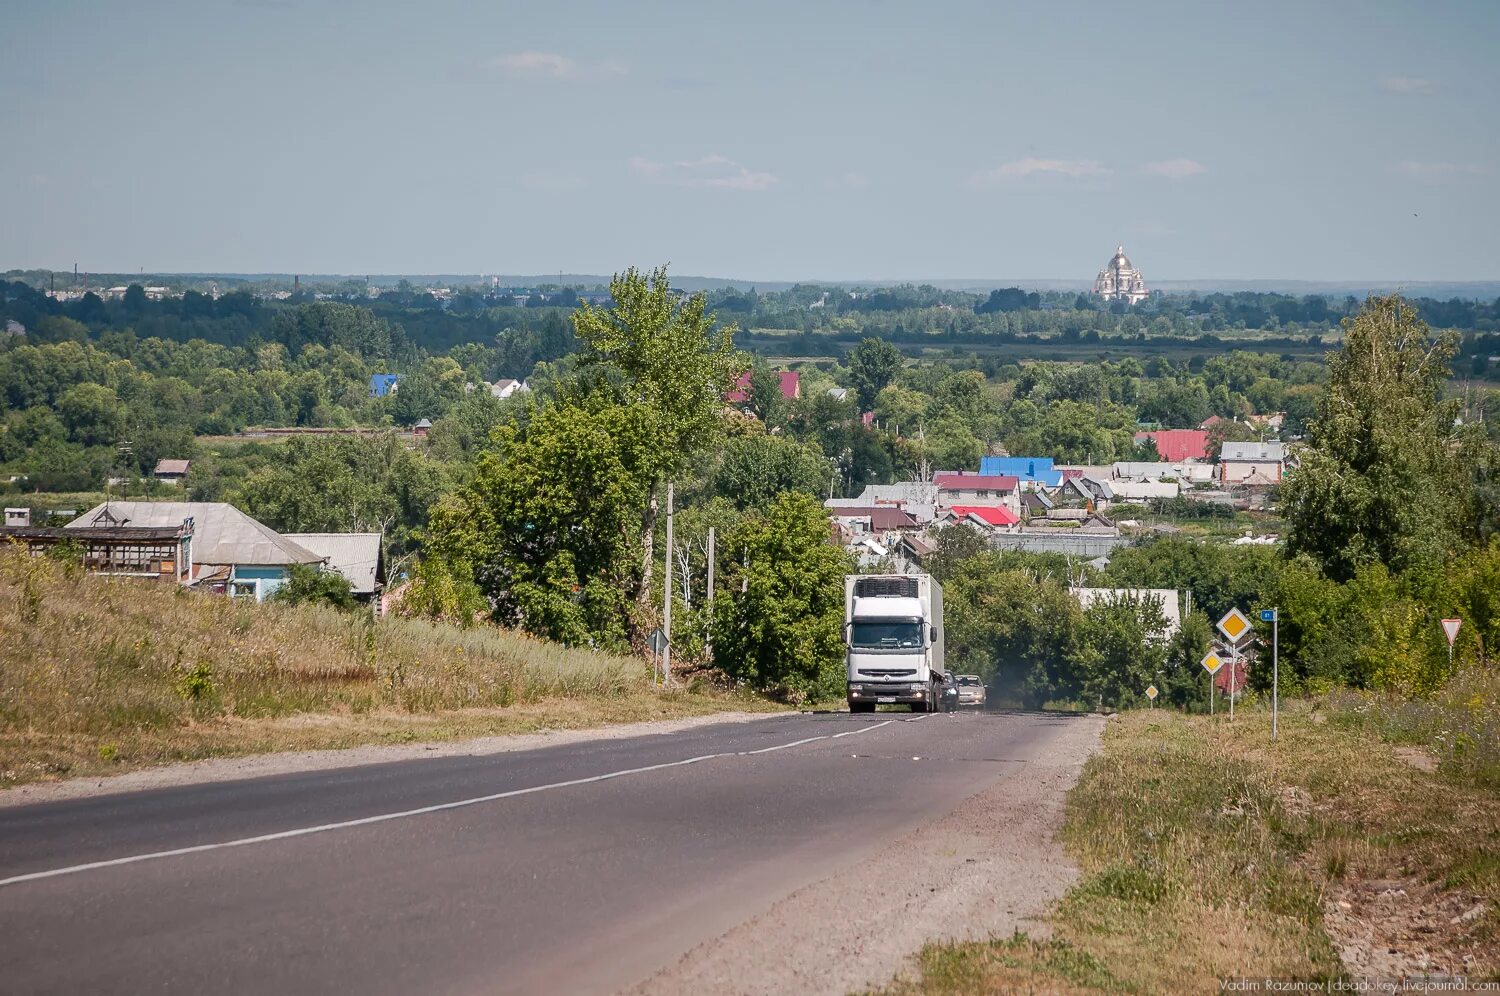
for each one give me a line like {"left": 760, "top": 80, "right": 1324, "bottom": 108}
{"left": 849, "top": 621, "right": 924, "bottom": 649}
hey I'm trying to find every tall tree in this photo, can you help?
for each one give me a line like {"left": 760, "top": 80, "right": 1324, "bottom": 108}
{"left": 571, "top": 267, "right": 739, "bottom": 617}
{"left": 847, "top": 337, "right": 903, "bottom": 410}
{"left": 1283, "top": 295, "right": 1468, "bottom": 581}
{"left": 711, "top": 491, "right": 852, "bottom": 703}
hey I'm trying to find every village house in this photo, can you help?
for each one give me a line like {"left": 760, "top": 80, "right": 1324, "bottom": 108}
{"left": 1132, "top": 429, "right": 1210, "bottom": 462}
{"left": 284, "top": 532, "right": 387, "bottom": 607}
{"left": 934, "top": 504, "right": 1021, "bottom": 533}
{"left": 978, "top": 456, "right": 1063, "bottom": 489}
{"left": 369, "top": 373, "right": 400, "bottom": 398}
{"left": 1220, "top": 442, "right": 1288, "bottom": 485}
{"left": 487, "top": 378, "right": 529, "bottom": 400}
{"left": 65, "top": 501, "right": 325, "bottom": 601}
{"left": 725, "top": 370, "right": 801, "bottom": 404}
{"left": 153, "top": 458, "right": 190, "bottom": 484}
{"left": 933, "top": 471, "right": 1021, "bottom": 513}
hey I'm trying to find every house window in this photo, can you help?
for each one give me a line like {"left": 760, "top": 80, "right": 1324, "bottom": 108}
{"left": 230, "top": 580, "right": 259, "bottom": 600}
{"left": 977, "top": 490, "right": 990, "bottom": 497}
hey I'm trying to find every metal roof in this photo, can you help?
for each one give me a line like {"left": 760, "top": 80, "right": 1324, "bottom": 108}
{"left": 1221, "top": 442, "right": 1286, "bottom": 462}
{"left": 284, "top": 533, "right": 385, "bottom": 594}
{"left": 68, "top": 502, "right": 323, "bottom": 567}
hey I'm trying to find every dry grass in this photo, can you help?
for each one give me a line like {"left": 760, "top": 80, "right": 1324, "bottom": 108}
{"left": 884, "top": 703, "right": 1499, "bottom": 994}
{"left": 0, "top": 548, "right": 780, "bottom": 786}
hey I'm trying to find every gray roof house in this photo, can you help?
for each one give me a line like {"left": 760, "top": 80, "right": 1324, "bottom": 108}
{"left": 285, "top": 533, "right": 386, "bottom": 598}
{"left": 68, "top": 502, "right": 324, "bottom": 601}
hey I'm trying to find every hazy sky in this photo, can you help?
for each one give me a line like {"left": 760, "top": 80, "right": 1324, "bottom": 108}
{"left": 4, "top": 0, "right": 1497, "bottom": 282}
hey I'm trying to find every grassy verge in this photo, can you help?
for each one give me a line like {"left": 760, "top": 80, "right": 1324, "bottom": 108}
{"left": 0, "top": 549, "right": 783, "bottom": 788}
{"left": 883, "top": 701, "right": 1499, "bottom": 994}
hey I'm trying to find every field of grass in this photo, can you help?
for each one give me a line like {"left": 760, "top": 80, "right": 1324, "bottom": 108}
{"left": 883, "top": 701, "right": 1498, "bottom": 994}
{"left": 0, "top": 548, "right": 781, "bottom": 787}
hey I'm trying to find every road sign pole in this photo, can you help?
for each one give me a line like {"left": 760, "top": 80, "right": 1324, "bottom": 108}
{"left": 1228, "top": 648, "right": 1235, "bottom": 721}
{"left": 1272, "top": 610, "right": 1279, "bottom": 741}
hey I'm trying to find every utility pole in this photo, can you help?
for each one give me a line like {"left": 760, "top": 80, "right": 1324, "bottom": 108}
{"left": 705, "top": 526, "right": 716, "bottom": 660}
{"left": 661, "top": 482, "right": 674, "bottom": 686}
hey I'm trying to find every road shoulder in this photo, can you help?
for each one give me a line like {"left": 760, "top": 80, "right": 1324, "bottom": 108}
{"left": 626, "top": 712, "right": 1105, "bottom": 996}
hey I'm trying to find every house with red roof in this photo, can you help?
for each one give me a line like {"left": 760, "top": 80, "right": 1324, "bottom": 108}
{"left": 935, "top": 504, "right": 1021, "bottom": 532}
{"left": 933, "top": 471, "right": 1021, "bottom": 514}
{"left": 725, "top": 369, "right": 801, "bottom": 405}
{"left": 1133, "top": 429, "right": 1210, "bottom": 462}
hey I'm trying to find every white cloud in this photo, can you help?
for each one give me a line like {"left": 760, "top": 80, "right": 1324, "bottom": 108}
{"left": 1381, "top": 75, "right": 1437, "bottom": 95}
{"left": 484, "top": 51, "right": 626, "bottom": 82}
{"left": 839, "top": 171, "right": 871, "bottom": 190}
{"left": 630, "top": 155, "right": 778, "bottom": 192}
{"left": 1142, "top": 158, "right": 1206, "bottom": 179}
{"left": 1391, "top": 161, "right": 1486, "bottom": 178}
{"left": 970, "top": 158, "right": 1110, "bottom": 185}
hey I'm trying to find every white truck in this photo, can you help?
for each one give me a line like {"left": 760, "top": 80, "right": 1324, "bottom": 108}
{"left": 844, "top": 573, "right": 946, "bottom": 713}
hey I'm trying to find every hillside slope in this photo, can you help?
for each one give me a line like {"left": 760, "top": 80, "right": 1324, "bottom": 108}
{"left": 0, "top": 549, "right": 765, "bottom": 786}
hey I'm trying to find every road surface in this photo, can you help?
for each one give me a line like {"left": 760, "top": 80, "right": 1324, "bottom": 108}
{"left": 0, "top": 710, "right": 1096, "bottom": 995}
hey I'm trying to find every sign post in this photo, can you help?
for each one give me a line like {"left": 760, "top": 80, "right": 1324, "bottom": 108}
{"left": 1201, "top": 650, "right": 1224, "bottom": 716}
{"left": 1441, "top": 618, "right": 1461, "bottom": 671}
{"left": 1146, "top": 684, "right": 1158, "bottom": 709}
{"left": 1217, "top": 609, "right": 1251, "bottom": 721}
{"left": 647, "top": 628, "right": 669, "bottom": 687}
{"left": 1261, "top": 609, "right": 1280, "bottom": 740}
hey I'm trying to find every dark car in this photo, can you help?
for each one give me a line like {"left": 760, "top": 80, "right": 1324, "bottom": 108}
{"left": 940, "top": 673, "right": 960, "bottom": 713}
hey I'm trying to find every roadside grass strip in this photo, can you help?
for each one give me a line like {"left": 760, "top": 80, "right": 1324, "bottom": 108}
{"left": 881, "top": 702, "right": 1499, "bottom": 994}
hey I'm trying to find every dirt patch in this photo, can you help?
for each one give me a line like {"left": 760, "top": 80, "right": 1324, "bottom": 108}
{"left": 1393, "top": 746, "right": 1439, "bottom": 773}
{"left": 1324, "top": 877, "right": 1490, "bottom": 978}
{"left": 624, "top": 714, "right": 1105, "bottom": 996}
{"left": 0, "top": 710, "right": 792, "bottom": 808}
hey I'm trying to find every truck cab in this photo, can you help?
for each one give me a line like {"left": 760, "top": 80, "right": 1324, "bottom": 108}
{"left": 845, "top": 574, "right": 945, "bottom": 713}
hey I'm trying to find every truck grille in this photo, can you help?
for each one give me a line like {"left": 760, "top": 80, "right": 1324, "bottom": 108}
{"left": 858, "top": 669, "right": 917, "bottom": 678}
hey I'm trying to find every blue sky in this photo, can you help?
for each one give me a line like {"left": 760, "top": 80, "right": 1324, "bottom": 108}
{"left": 3, "top": 0, "right": 1497, "bottom": 282}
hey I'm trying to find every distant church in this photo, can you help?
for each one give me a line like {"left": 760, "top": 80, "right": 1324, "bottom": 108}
{"left": 1093, "top": 245, "right": 1149, "bottom": 304}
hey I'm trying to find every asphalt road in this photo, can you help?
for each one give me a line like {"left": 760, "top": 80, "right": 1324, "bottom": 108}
{"left": 0, "top": 710, "right": 1091, "bottom": 995}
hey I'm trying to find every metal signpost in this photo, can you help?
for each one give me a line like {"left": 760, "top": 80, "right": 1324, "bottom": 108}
{"left": 1261, "top": 608, "right": 1280, "bottom": 740}
{"left": 647, "top": 628, "right": 669, "bottom": 686}
{"left": 1201, "top": 650, "right": 1224, "bottom": 715}
{"left": 1217, "top": 609, "right": 1252, "bottom": 721}
{"left": 1441, "top": 618, "right": 1461, "bottom": 670}
{"left": 1145, "top": 684, "right": 1158, "bottom": 709}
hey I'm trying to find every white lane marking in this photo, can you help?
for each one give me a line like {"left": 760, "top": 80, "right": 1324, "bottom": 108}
{"left": 0, "top": 720, "right": 899, "bottom": 889}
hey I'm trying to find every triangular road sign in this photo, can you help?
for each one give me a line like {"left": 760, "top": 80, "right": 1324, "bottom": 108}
{"left": 1441, "top": 618, "right": 1461, "bottom": 647}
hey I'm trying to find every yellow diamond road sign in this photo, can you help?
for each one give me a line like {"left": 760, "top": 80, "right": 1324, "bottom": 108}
{"left": 1217, "top": 608, "right": 1252, "bottom": 643}
{"left": 1146, "top": 685, "right": 1159, "bottom": 700}
{"left": 1201, "top": 650, "right": 1225, "bottom": 675}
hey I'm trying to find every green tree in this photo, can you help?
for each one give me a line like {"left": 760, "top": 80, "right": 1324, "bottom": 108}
{"left": 847, "top": 337, "right": 903, "bottom": 410}
{"left": 269, "top": 564, "right": 357, "bottom": 612}
{"left": 572, "top": 266, "right": 739, "bottom": 614}
{"left": 712, "top": 491, "right": 852, "bottom": 702}
{"left": 1071, "top": 592, "right": 1169, "bottom": 710}
{"left": 429, "top": 394, "right": 653, "bottom": 648}
{"left": 707, "top": 430, "right": 828, "bottom": 510}
{"left": 1283, "top": 295, "right": 1468, "bottom": 581}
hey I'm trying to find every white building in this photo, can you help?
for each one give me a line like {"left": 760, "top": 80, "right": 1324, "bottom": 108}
{"left": 1069, "top": 587, "right": 1182, "bottom": 638}
{"left": 1220, "top": 442, "right": 1287, "bottom": 485}
{"left": 1093, "top": 246, "right": 1149, "bottom": 304}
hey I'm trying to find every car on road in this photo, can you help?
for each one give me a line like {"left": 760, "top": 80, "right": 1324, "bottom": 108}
{"left": 955, "top": 675, "right": 987, "bottom": 709}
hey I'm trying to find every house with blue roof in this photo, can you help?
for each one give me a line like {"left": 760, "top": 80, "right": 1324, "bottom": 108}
{"left": 369, "top": 373, "right": 401, "bottom": 398}
{"left": 978, "top": 456, "right": 1064, "bottom": 488}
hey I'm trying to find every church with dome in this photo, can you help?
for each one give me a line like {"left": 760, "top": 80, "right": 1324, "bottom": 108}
{"left": 1093, "top": 246, "right": 1149, "bottom": 304}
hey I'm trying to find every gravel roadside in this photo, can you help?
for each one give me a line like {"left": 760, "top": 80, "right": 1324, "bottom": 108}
{"left": 0, "top": 710, "right": 795, "bottom": 809}
{"left": 625, "top": 712, "right": 1105, "bottom": 996}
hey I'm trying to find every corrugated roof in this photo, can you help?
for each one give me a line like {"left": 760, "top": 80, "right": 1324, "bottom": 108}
{"left": 154, "top": 458, "right": 191, "bottom": 475}
{"left": 68, "top": 502, "right": 323, "bottom": 567}
{"left": 1222, "top": 441, "right": 1286, "bottom": 462}
{"left": 947, "top": 505, "right": 1020, "bottom": 527}
{"left": 934, "top": 472, "right": 1019, "bottom": 491}
{"left": 285, "top": 533, "right": 384, "bottom": 594}
{"left": 1135, "top": 429, "right": 1209, "bottom": 462}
